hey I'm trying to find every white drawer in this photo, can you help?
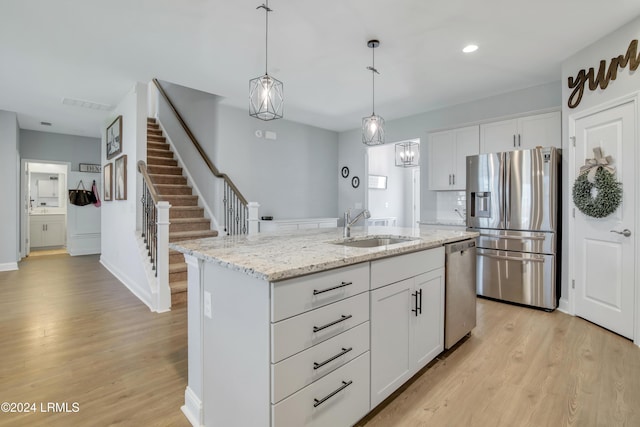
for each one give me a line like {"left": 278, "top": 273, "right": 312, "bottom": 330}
{"left": 272, "top": 352, "right": 370, "bottom": 427}
{"left": 272, "top": 292, "right": 369, "bottom": 363}
{"left": 272, "top": 321, "right": 370, "bottom": 404}
{"left": 370, "top": 247, "right": 444, "bottom": 290}
{"left": 271, "top": 263, "right": 369, "bottom": 322}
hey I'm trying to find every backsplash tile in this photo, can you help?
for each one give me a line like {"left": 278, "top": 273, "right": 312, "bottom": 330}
{"left": 436, "top": 191, "right": 466, "bottom": 222}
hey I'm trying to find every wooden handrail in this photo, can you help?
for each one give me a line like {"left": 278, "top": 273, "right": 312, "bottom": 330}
{"left": 137, "top": 160, "right": 160, "bottom": 204}
{"left": 152, "top": 78, "right": 248, "bottom": 206}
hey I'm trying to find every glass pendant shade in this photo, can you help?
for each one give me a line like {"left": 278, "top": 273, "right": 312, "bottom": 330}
{"left": 249, "top": 74, "right": 283, "bottom": 121}
{"left": 362, "top": 114, "right": 385, "bottom": 145}
{"left": 395, "top": 141, "right": 420, "bottom": 167}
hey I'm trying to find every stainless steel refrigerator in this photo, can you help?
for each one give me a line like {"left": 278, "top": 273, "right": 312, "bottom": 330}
{"left": 466, "top": 147, "right": 560, "bottom": 310}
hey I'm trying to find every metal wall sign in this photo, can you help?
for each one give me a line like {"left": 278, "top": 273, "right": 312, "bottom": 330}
{"left": 79, "top": 163, "right": 101, "bottom": 173}
{"left": 567, "top": 39, "right": 639, "bottom": 109}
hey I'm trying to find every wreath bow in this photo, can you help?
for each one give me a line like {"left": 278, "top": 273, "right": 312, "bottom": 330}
{"left": 579, "top": 147, "right": 615, "bottom": 183}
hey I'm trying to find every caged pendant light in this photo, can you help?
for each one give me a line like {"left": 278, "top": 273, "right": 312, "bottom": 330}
{"left": 362, "top": 39, "right": 385, "bottom": 146}
{"left": 249, "top": 0, "right": 283, "bottom": 121}
{"left": 395, "top": 141, "right": 420, "bottom": 167}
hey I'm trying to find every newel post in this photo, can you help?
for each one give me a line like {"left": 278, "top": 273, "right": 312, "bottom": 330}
{"left": 157, "top": 201, "right": 171, "bottom": 311}
{"left": 248, "top": 202, "right": 260, "bottom": 234}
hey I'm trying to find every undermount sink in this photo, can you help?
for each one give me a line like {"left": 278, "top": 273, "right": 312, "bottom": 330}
{"left": 333, "top": 236, "right": 418, "bottom": 248}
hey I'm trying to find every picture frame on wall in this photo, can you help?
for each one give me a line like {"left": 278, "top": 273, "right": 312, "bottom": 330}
{"left": 114, "top": 155, "right": 127, "bottom": 200}
{"left": 106, "top": 115, "right": 123, "bottom": 160}
{"left": 103, "top": 163, "right": 113, "bottom": 201}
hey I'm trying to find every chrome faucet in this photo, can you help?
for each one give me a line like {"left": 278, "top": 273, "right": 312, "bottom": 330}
{"left": 343, "top": 208, "right": 371, "bottom": 238}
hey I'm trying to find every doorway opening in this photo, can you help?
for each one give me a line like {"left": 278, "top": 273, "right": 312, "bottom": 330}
{"left": 21, "top": 161, "right": 69, "bottom": 258}
{"left": 366, "top": 139, "right": 420, "bottom": 228}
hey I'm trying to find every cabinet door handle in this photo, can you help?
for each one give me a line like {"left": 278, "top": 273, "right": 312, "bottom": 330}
{"left": 448, "top": 174, "right": 452, "bottom": 185}
{"left": 452, "top": 174, "right": 455, "bottom": 185}
{"left": 313, "top": 314, "right": 352, "bottom": 333}
{"left": 313, "top": 281, "right": 352, "bottom": 296}
{"left": 418, "top": 289, "right": 423, "bottom": 315}
{"left": 518, "top": 134, "right": 521, "bottom": 147}
{"left": 412, "top": 291, "right": 419, "bottom": 316}
{"left": 313, "top": 347, "right": 353, "bottom": 370}
{"left": 313, "top": 380, "right": 353, "bottom": 408}
{"left": 513, "top": 134, "right": 516, "bottom": 147}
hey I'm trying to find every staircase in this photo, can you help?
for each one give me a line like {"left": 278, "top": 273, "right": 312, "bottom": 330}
{"left": 146, "top": 117, "right": 218, "bottom": 305}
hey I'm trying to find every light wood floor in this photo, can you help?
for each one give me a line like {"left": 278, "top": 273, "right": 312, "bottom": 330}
{"left": 0, "top": 254, "right": 191, "bottom": 427}
{"left": 1, "top": 255, "right": 639, "bottom": 426}
{"left": 358, "top": 297, "right": 640, "bottom": 427}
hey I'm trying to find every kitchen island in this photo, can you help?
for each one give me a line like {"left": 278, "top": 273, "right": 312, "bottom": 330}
{"left": 171, "top": 226, "right": 478, "bottom": 427}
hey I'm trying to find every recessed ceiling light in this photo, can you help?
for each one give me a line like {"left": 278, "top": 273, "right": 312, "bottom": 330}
{"left": 40, "top": 121, "right": 52, "bottom": 126}
{"left": 463, "top": 44, "right": 478, "bottom": 53}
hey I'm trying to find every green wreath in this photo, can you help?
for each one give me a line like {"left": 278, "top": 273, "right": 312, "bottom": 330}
{"left": 572, "top": 168, "right": 622, "bottom": 218}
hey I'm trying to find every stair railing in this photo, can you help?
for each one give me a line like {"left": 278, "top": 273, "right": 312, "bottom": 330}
{"left": 152, "top": 78, "right": 249, "bottom": 235}
{"left": 138, "top": 160, "right": 171, "bottom": 311}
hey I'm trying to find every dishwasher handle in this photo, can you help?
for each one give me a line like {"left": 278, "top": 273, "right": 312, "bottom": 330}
{"left": 445, "top": 239, "right": 476, "bottom": 254}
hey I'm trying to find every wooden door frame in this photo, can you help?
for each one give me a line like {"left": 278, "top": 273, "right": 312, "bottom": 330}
{"left": 567, "top": 93, "right": 640, "bottom": 347}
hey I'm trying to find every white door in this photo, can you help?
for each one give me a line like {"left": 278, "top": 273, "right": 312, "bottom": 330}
{"left": 573, "top": 101, "right": 635, "bottom": 339}
{"left": 411, "top": 269, "right": 444, "bottom": 372}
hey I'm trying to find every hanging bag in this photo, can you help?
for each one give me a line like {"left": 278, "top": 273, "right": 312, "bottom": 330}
{"left": 68, "top": 180, "right": 96, "bottom": 206}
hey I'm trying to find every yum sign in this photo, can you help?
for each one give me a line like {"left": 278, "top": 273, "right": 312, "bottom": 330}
{"left": 568, "top": 39, "right": 639, "bottom": 108}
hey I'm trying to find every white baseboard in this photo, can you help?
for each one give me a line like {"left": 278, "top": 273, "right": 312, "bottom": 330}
{"left": 0, "top": 262, "right": 18, "bottom": 272}
{"left": 557, "top": 297, "right": 570, "bottom": 314}
{"left": 99, "top": 256, "right": 153, "bottom": 311}
{"left": 181, "top": 386, "right": 203, "bottom": 427}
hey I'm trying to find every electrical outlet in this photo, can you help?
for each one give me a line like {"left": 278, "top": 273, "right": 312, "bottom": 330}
{"left": 204, "top": 290, "right": 212, "bottom": 319}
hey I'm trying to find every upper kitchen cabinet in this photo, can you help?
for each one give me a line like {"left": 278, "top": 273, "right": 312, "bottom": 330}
{"left": 480, "top": 111, "right": 561, "bottom": 153}
{"left": 428, "top": 125, "right": 479, "bottom": 191}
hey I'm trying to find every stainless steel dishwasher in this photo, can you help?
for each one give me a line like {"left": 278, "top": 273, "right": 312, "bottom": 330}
{"left": 444, "top": 239, "right": 477, "bottom": 349}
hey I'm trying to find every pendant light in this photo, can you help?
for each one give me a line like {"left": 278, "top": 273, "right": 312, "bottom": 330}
{"left": 362, "top": 39, "right": 385, "bottom": 146}
{"left": 395, "top": 141, "right": 420, "bottom": 167}
{"left": 249, "top": 1, "right": 283, "bottom": 121}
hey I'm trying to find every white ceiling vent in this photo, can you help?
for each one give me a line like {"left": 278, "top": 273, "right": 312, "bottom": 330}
{"left": 62, "top": 97, "right": 113, "bottom": 111}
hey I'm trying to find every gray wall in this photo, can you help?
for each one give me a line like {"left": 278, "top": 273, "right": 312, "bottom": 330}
{"left": 338, "top": 81, "right": 562, "bottom": 222}
{"left": 159, "top": 81, "right": 340, "bottom": 222}
{"left": 0, "top": 110, "right": 19, "bottom": 269}
{"left": 20, "top": 130, "right": 100, "bottom": 170}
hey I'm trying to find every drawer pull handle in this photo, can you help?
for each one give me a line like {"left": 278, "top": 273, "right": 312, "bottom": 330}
{"left": 313, "top": 347, "right": 353, "bottom": 370}
{"left": 313, "top": 281, "right": 353, "bottom": 296}
{"left": 313, "top": 380, "right": 353, "bottom": 408}
{"left": 313, "top": 315, "right": 352, "bottom": 333}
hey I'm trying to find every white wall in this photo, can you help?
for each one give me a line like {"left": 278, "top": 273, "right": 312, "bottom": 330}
{"left": 100, "top": 83, "right": 153, "bottom": 310}
{"left": 21, "top": 130, "right": 100, "bottom": 170}
{"left": 560, "top": 16, "right": 640, "bottom": 312}
{"left": 158, "top": 81, "right": 339, "bottom": 222}
{"left": 0, "top": 110, "right": 19, "bottom": 271}
{"left": 367, "top": 143, "right": 413, "bottom": 227}
{"left": 338, "top": 81, "right": 562, "bottom": 222}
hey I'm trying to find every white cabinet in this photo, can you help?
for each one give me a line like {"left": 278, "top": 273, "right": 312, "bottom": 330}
{"left": 369, "top": 248, "right": 445, "bottom": 408}
{"left": 29, "top": 214, "right": 66, "bottom": 248}
{"left": 428, "top": 125, "right": 479, "bottom": 190}
{"left": 480, "top": 111, "right": 561, "bottom": 153}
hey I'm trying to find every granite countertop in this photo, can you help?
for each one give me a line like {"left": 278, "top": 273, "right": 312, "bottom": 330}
{"left": 170, "top": 226, "right": 478, "bottom": 282}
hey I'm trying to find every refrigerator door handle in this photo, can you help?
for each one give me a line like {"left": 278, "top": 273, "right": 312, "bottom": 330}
{"left": 478, "top": 252, "right": 545, "bottom": 263}
{"left": 479, "top": 233, "right": 546, "bottom": 241}
{"left": 503, "top": 152, "right": 510, "bottom": 228}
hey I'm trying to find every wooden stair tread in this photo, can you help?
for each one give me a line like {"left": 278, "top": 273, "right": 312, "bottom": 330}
{"left": 171, "top": 218, "right": 210, "bottom": 224}
{"left": 170, "top": 230, "right": 218, "bottom": 239}
{"left": 170, "top": 280, "right": 188, "bottom": 293}
{"left": 169, "top": 263, "right": 187, "bottom": 273}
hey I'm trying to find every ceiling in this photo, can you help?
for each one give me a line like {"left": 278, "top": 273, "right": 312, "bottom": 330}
{"left": 2, "top": 1, "right": 640, "bottom": 139}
